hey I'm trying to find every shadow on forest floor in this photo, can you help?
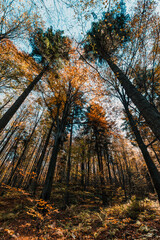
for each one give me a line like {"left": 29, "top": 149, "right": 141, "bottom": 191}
{"left": 0, "top": 184, "right": 160, "bottom": 239}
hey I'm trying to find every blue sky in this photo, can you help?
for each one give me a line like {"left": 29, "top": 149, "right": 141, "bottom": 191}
{"left": 17, "top": 0, "right": 160, "bottom": 53}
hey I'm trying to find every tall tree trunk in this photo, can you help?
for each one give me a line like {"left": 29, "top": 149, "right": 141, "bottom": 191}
{"left": 7, "top": 116, "right": 40, "bottom": 186}
{"left": 121, "top": 144, "right": 132, "bottom": 197}
{"left": 123, "top": 98, "right": 160, "bottom": 202}
{"left": 95, "top": 135, "right": 108, "bottom": 205}
{"left": 110, "top": 153, "right": 119, "bottom": 186}
{"left": 0, "top": 98, "right": 11, "bottom": 111}
{"left": 104, "top": 54, "right": 160, "bottom": 141}
{"left": 104, "top": 149, "right": 112, "bottom": 185}
{"left": 17, "top": 141, "right": 39, "bottom": 188}
{"left": 114, "top": 155, "right": 122, "bottom": 186}
{"left": 87, "top": 148, "right": 90, "bottom": 187}
{"left": 64, "top": 115, "right": 73, "bottom": 206}
{"left": 31, "top": 121, "right": 54, "bottom": 195}
{"left": 81, "top": 150, "right": 85, "bottom": 190}
{"left": 0, "top": 138, "right": 17, "bottom": 172}
{"left": 0, "top": 113, "right": 24, "bottom": 147}
{"left": 0, "top": 138, "right": 19, "bottom": 185}
{"left": 41, "top": 85, "right": 71, "bottom": 200}
{"left": 74, "top": 161, "right": 78, "bottom": 184}
{"left": 0, "top": 128, "right": 17, "bottom": 156}
{"left": 150, "top": 144, "right": 160, "bottom": 164}
{"left": 24, "top": 136, "right": 45, "bottom": 190}
{"left": 0, "top": 124, "right": 15, "bottom": 146}
{"left": 0, "top": 129, "right": 23, "bottom": 182}
{"left": 117, "top": 155, "right": 127, "bottom": 200}
{"left": 38, "top": 147, "right": 52, "bottom": 185}
{"left": 0, "top": 65, "right": 48, "bottom": 132}
{"left": 92, "top": 156, "right": 97, "bottom": 189}
{"left": 114, "top": 154, "right": 122, "bottom": 187}
{"left": 40, "top": 131, "right": 62, "bottom": 200}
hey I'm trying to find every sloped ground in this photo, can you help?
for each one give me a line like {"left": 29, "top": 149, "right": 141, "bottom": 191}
{"left": 0, "top": 184, "right": 160, "bottom": 239}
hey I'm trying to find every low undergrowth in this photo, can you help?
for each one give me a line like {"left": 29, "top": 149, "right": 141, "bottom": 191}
{"left": 0, "top": 184, "right": 160, "bottom": 239}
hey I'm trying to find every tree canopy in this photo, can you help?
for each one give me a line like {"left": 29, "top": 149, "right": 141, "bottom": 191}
{"left": 0, "top": 0, "right": 160, "bottom": 239}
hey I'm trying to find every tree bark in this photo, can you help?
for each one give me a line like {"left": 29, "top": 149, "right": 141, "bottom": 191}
{"left": 64, "top": 115, "right": 73, "bottom": 206}
{"left": 87, "top": 149, "right": 90, "bottom": 187}
{"left": 0, "top": 98, "right": 11, "bottom": 111}
{"left": 117, "top": 155, "right": 127, "bottom": 200}
{"left": 40, "top": 131, "right": 62, "bottom": 200}
{"left": 41, "top": 83, "right": 72, "bottom": 200}
{"left": 95, "top": 134, "right": 108, "bottom": 205}
{"left": 81, "top": 150, "right": 85, "bottom": 189}
{"left": 0, "top": 65, "right": 48, "bottom": 132}
{"left": 31, "top": 121, "right": 54, "bottom": 194}
{"left": 7, "top": 116, "right": 39, "bottom": 186}
{"left": 24, "top": 136, "right": 45, "bottom": 190}
{"left": 123, "top": 99, "right": 160, "bottom": 202}
{"left": 150, "top": 144, "right": 160, "bottom": 164}
{"left": 17, "top": 141, "right": 39, "bottom": 188}
{"left": 0, "top": 128, "right": 16, "bottom": 156}
{"left": 104, "top": 149, "right": 112, "bottom": 185}
{"left": 92, "top": 156, "right": 97, "bottom": 189}
{"left": 104, "top": 54, "right": 160, "bottom": 141}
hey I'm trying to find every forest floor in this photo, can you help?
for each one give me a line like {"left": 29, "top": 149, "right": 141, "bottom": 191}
{"left": 0, "top": 184, "right": 160, "bottom": 240}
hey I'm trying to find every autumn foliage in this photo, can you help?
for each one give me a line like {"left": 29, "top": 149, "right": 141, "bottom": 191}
{"left": 0, "top": 0, "right": 160, "bottom": 239}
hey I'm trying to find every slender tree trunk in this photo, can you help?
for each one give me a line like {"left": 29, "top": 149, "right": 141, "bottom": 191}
{"left": 0, "top": 128, "right": 17, "bottom": 156}
{"left": 104, "top": 149, "right": 112, "bottom": 185}
{"left": 0, "top": 113, "right": 23, "bottom": 147}
{"left": 123, "top": 99, "right": 160, "bottom": 202}
{"left": 87, "top": 150, "right": 90, "bottom": 187}
{"left": 0, "top": 65, "right": 48, "bottom": 132}
{"left": 0, "top": 98, "right": 11, "bottom": 111}
{"left": 0, "top": 139, "right": 16, "bottom": 172}
{"left": 118, "top": 155, "right": 127, "bottom": 200}
{"left": 92, "top": 156, "right": 97, "bottom": 189}
{"left": 121, "top": 145, "right": 132, "bottom": 197}
{"left": 24, "top": 136, "right": 45, "bottom": 190}
{"left": 74, "top": 161, "right": 78, "bottom": 184}
{"left": 58, "top": 155, "right": 67, "bottom": 183}
{"left": 104, "top": 54, "right": 160, "bottom": 141}
{"left": 41, "top": 86, "right": 71, "bottom": 200}
{"left": 0, "top": 129, "right": 11, "bottom": 146}
{"left": 0, "top": 129, "right": 23, "bottom": 182}
{"left": 17, "top": 141, "right": 39, "bottom": 188}
{"left": 38, "top": 147, "right": 52, "bottom": 185}
{"left": 81, "top": 150, "right": 85, "bottom": 190}
{"left": 64, "top": 115, "right": 73, "bottom": 206}
{"left": 40, "top": 132, "right": 62, "bottom": 200}
{"left": 95, "top": 134, "right": 108, "bottom": 205}
{"left": 0, "top": 125, "right": 15, "bottom": 146}
{"left": 145, "top": 171, "right": 155, "bottom": 193}
{"left": 9, "top": 144, "right": 18, "bottom": 184}
{"left": 114, "top": 155, "right": 122, "bottom": 187}
{"left": 110, "top": 154, "right": 119, "bottom": 186}
{"left": 1, "top": 138, "right": 19, "bottom": 185}
{"left": 7, "top": 116, "right": 40, "bottom": 186}
{"left": 31, "top": 121, "right": 54, "bottom": 194}
{"left": 150, "top": 144, "right": 160, "bottom": 164}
